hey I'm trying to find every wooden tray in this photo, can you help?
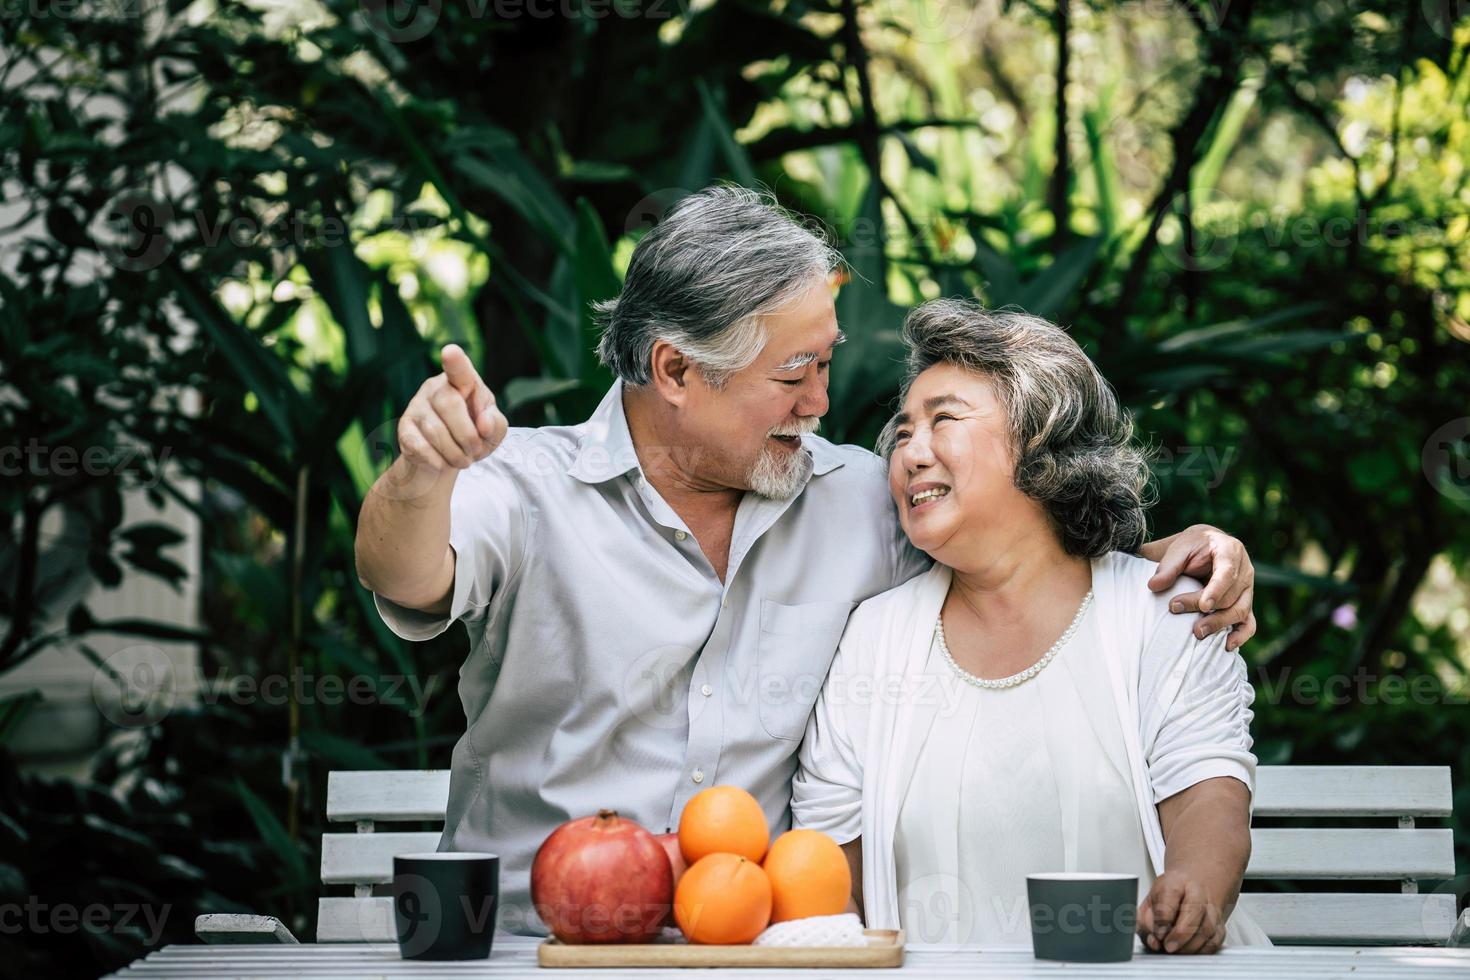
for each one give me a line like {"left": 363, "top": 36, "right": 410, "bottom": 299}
{"left": 537, "top": 929, "right": 904, "bottom": 968}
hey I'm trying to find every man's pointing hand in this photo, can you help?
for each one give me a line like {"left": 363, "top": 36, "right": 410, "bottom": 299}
{"left": 399, "top": 344, "right": 508, "bottom": 472}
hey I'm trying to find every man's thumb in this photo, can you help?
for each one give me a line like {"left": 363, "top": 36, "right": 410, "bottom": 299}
{"left": 1148, "top": 549, "right": 1190, "bottom": 593}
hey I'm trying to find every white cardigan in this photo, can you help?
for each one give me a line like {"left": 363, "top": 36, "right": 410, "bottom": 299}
{"left": 792, "top": 551, "right": 1268, "bottom": 943}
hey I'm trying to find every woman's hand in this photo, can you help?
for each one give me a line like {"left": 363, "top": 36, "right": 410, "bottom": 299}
{"left": 1137, "top": 868, "right": 1227, "bottom": 954}
{"left": 1139, "top": 524, "right": 1256, "bottom": 651}
{"left": 1143, "top": 777, "right": 1252, "bottom": 954}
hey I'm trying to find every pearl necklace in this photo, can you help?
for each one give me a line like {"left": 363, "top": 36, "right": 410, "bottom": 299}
{"left": 936, "top": 591, "right": 1094, "bottom": 690}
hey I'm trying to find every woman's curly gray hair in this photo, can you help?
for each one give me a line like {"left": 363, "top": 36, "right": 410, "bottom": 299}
{"left": 879, "top": 299, "right": 1153, "bottom": 558}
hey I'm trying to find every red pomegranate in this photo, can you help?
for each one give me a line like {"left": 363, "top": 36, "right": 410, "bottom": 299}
{"left": 654, "top": 831, "right": 688, "bottom": 884}
{"left": 531, "top": 809, "right": 674, "bottom": 943}
{"left": 654, "top": 831, "right": 688, "bottom": 928}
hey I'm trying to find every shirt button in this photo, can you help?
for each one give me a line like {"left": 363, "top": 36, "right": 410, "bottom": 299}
{"left": 691, "top": 769, "right": 705, "bottom": 784}
{"left": 721, "top": 596, "right": 728, "bottom": 608}
{"left": 701, "top": 684, "right": 712, "bottom": 697}
{"left": 675, "top": 530, "right": 687, "bottom": 541}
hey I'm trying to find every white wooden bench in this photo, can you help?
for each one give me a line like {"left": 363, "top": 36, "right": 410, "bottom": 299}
{"left": 195, "top": 765, "right": 1468, "bottom": 946}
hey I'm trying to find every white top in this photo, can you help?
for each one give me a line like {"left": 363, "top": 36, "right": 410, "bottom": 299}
{"left": 893, "top": 606, "right": 1155, "bottom": 945}
{"left": 792, "top": 551, "right": 1269, "bottom": 945}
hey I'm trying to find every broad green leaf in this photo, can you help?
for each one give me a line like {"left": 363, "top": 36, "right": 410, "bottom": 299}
{"left": 1158, "top": 303, "right": 1329, "bottom": 351}
{"left": 572, "top": 198, "right": 622, "bottom": 305}
{"left": 504, "top": 377, "right": 583, "bottom": 411}
{"left": 1218, "top": 331, "right": 1356, "bottom": 359}
{"left": 1015, "top": 235, "right": 1103, "bottom": 318}
{"left": 162, "top": 264, "right": 299, "bottom": 448}
{"left": 1192, "top": 78, "right": 1260, "bottom": 198}
{"left": 570, "top": 198, "right": 622, "bottom": 388}
{"left": 892, "top": 130, "right": 938, "bottom": 175}
{"left": 1081, "top": 104, "right": 1121, "bottom": 242}
{"left": 695, "top": 79, "right": 760, "bottom": 188}
{"left": 0, "top": 690, "right": 42, "bottom": 745}
{"left": 302, "top": 228, "right": 376, "bottom": 369}
{"left": 454, "top": 156, "right": 575, "bottom": 257}
{"left": 234, "top": 778, "right": 309, "bottom": 885}
{"left": 300, "top": 730, "right": 391, "bottom": 770}
{"left": 971, "top": 238, "right": 1022, "bottom": 302}
{"left": 1252, "top": 562, "right": 1356, "bottom": 594}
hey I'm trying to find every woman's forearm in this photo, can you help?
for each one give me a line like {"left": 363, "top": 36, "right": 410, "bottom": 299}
{"left": 1157, "top": 776, "right": 1252, "bottom": 916}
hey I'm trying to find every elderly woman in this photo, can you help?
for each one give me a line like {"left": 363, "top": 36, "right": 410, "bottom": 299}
{"left": 792, "top": 300, "right": 1268, "bottom": 952}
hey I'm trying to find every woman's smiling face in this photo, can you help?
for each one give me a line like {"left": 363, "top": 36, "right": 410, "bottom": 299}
{"left": 887, "top": 362, "right": 1030, "bottom": 560}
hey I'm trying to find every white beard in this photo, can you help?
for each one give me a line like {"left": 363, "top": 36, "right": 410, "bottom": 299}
{"left": 746, "top": 440, "right": 811, "bottom": 499}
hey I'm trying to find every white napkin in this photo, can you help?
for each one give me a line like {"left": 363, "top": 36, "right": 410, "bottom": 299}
{"left": 752, "top": 913, "right": 867, "bottom": 947}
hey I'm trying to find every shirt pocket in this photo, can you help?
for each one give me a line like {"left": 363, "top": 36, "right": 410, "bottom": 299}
{"left": 757, "top": 598, "right": 855, "bottom": 741}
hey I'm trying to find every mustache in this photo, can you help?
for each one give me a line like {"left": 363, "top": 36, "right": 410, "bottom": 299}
{"left": 768, "top": 417, "right": 821, "bottom": 438}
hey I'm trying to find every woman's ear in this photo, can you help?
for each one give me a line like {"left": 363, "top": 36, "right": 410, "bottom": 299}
{"left": 648, "top": 339, "right": 692, "bottom": 405}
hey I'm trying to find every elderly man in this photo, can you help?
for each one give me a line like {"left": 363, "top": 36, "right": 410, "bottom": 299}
{"left": 354, "top": 186, "right": 1257, "bottom": 934}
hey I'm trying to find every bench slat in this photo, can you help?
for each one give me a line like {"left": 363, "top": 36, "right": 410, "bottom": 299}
{"left": 1245, "top": 828, "right": 1455, "bottom": 879}
{"left": 1254, "top": 767, "right": 1452, "bottom": 818}
{"left": 325, "top": 770, "right": 450, "bottom": 822}
{"left": 321, "top": 764, "right": 1446, "bottom": 822}
{"left": 321, "top": 826, "right": 1452, "bottom": 886}
{"left": 194, "top": 914, "right": 299, "bottom": 944}
{"left": 318, "top": 897, "right": 395, "bottom": 943}
{"left": 1237, "top": 893, "right": 1459, "bottom": 945}
{"left": 320, "top": 832, "right": 441, "bottom": 884}
{"left": 322, "top": 767, "right": 1453, "bottom": 822}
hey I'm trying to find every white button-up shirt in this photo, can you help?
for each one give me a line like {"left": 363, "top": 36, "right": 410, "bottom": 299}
{"left": 375, "top": 380, "right": 929, "bottom": 932}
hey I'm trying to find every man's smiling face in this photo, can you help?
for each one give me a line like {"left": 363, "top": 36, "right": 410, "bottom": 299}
{"left": 680, "top": 277, "right": 843, "bottom": 498}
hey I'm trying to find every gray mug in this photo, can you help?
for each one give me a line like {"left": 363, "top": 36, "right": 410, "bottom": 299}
{"left": 1026, "top": 872, "right": 1138, "bottom": 963}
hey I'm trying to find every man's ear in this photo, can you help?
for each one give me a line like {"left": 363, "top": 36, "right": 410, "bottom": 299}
{"left": 648, "top": 339, "right": 693, "bottom": 405}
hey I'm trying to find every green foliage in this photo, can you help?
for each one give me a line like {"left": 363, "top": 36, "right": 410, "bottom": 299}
{"left": 1, "top": 0, "right": 1467, "bottom": 973}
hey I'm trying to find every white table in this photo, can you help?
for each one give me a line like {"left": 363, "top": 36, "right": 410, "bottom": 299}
{"left": 103, "top": 936, "right": 1470, "bottom": 978}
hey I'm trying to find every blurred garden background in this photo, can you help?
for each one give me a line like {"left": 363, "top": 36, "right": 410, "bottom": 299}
{"left": 2, "top": 0, "right": 1468, "bottom": 974}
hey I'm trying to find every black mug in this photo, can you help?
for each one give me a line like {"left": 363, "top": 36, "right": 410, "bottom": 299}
{"left": 1026, "top": 872, "right": 1138, "bottom": 963}
{"left": 393, "top": 852, "right": 499, "bottom": 960}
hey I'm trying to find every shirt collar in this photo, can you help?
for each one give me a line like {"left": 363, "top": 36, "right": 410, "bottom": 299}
{"left": 803, "top": 434, "right": 847, "bottom": 477}
{"left": 567, "top": 380, "right": 643, "bottom": 484}
{"left": 568, "top": 380, "right": 848, "bottom": 483}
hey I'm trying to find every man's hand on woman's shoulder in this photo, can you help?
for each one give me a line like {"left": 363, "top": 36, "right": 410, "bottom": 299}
{"left": 1138, "top": 525, "right": 1256, "bottom": 652}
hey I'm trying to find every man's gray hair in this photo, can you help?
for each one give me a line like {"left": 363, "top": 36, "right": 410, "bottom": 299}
{"left": 594, "top": 186, "right": 841, "bottom": 387}
{"left": 879, "top": 299, "right": 1152, "bottom": 557}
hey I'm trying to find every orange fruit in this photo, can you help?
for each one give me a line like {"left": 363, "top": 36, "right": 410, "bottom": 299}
{"left": 678, "top": 785, "right": 769, "bottom": 864}
{"left": 762, "top": 829, "right": 852, "bottom": 922}
{"left": 674, "top": 853, "right": 772, "bottom": 944}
